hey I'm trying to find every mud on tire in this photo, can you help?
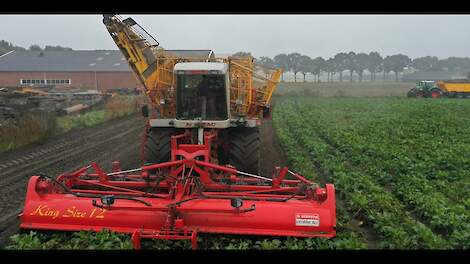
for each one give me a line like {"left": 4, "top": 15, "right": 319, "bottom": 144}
{"left": 228, "top": 127, "right": 260, "bottom": 174}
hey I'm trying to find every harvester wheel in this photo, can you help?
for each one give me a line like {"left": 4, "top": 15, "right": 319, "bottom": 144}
{"left": 407, "top": 88, "right": 417, "bottom": 98}
{"left": 143, "top": 127, "right": 175, "bottom": 165}
{"left": 430, "top": 88, "right": 443, "bottom": 98}
{"left": 228, "top": 127, "right": 260, "bottom": 175}
{"left": 416, "top": 90, "right": 424, "bottom": 98}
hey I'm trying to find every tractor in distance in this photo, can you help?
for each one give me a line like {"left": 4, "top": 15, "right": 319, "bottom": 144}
{"left": 407, "top": 80, "right": 470, "bottom": 98}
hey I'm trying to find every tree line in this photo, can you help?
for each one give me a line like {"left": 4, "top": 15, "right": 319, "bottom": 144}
{"left": 2, "top": 40, "right": 470, "bottom": 82}
{"left": 0, "top": 40, "right": 72, "bottom": 56}
{"left": 233, "top": 51, "right": 470, "bottom": 82}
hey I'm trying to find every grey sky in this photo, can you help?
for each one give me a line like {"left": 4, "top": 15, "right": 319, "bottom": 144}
{"left": 1, "top": 14, "right": 469, "bottom": 59}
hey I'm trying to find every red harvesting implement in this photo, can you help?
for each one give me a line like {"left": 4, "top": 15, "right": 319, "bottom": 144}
{"left": 20, "top": 131, "right": 336, "bottom": 249}
{"left": 19, "top": 14, "right": 336, "bottom": 249}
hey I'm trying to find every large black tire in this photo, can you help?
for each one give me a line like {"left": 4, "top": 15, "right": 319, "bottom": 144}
{"left": 228, "top": 127, "right": 260, "bottom": 174}
{"left": 143, "top": 127, "right": 175, "bottom": 165}
{"left": 429, "top": 88, "right": 443, "bottom": 98}
{"left": 407, "top": 88, "right": 417, "bottom": 98}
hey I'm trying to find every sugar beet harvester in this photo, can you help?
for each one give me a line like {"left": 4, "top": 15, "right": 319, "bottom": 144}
{"left": 19, "top": 15, "right": 336, "bottom": 249}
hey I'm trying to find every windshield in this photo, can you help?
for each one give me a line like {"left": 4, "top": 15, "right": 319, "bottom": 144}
{"left": 176, "top": 73, "right": 228, "bottom": 120}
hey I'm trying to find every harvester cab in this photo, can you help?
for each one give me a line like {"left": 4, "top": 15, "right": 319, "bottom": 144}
{"left": 174, "top": 63, "right": 230, "bottom": 123}
{"left": 18, "top": 14, "right": 337, "bottom": 249}
{"left": 175, "top": 63, "right": 229, "bottom": 122}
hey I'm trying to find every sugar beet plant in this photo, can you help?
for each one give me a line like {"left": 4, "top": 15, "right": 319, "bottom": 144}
{"left": 8, "top": 97, "right": 469, "bottom": 250}
{"left": 273, "top": 97, "right": 470, "bottom": 249}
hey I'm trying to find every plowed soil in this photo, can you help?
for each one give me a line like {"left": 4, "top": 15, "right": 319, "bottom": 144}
{"left": 0, "top": 114, "right": 283, "bottom": 247}
{"left": 0, "top": 114, "right": 144, "bottom": 247}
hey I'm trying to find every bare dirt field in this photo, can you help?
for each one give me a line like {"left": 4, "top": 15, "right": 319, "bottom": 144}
{"left": 0, "top": 114, "right": 144, "bottom": 247}
{"left": 259, "top": 119, "right": 285, "bottom": 178}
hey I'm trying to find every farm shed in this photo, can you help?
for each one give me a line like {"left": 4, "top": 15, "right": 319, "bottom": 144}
{"left": 0, "top": 50, "right": 214, "bottom": 92}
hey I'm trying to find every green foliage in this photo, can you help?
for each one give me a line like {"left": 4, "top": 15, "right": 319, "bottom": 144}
{"left": 0, "top": 111, "right": 58, "bottom": 153}
{"left": 57, "top": 95, "right": 140, "bottom": 132}
{"left": 57, "top": 110, "right": 106, "bottom": 132}
{"left": 7, "top": 96, "right": 469, "bottom": 250}
{"left": 6, "top": 230, "right": 133, "bottom": 250}
{"left": 1, "top": 95, "right": 140, "bottom": 154}
{"left": 273, "top": 97, "right": 470, "bottom": 249}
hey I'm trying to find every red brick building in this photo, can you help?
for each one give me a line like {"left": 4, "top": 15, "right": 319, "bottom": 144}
{"left": 0, "top": 49, "right": 214, "bottom": 92}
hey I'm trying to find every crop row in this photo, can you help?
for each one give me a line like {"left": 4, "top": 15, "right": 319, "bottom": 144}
{"left": 272, "top": 98, "right": 469, "bottom": 249}
{"left": 285, "top": 98, "right": 469, "bottom": 248}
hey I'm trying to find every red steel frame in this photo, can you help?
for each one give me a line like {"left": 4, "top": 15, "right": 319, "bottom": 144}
{"left": 20, "top": 131, "right": 336, "bottom": 249}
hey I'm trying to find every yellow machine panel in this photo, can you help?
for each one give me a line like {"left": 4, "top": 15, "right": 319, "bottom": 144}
{"left": 437, "top": 81, "right": 470, "bottom": 93}
{"left": 103, "top": 15, "right": 281, "bottom": 119}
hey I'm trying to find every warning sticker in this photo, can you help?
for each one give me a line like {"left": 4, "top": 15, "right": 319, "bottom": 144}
{"left": 295, "top": 213, "right": 320, "bottom": 227}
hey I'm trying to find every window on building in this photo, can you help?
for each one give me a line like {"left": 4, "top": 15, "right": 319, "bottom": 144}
{"left": 20, "top": 79, "right": 71, "bottom": 86}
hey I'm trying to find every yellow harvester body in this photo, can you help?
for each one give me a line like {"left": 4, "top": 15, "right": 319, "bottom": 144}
{"left": 103, "top": 15, "right": 282, "bottom": 119}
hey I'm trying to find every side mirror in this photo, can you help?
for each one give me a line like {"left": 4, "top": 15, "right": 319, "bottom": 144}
{"left": 262, "top": 106, "right": 272, "bottom": 119}
{"left": 102, "top": 14, "right": 115, "bottom": 25}
{"left": 141, "top": 105, "right": 149, "bottom": 118}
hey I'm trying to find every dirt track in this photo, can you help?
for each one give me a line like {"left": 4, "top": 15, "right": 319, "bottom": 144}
{"left": 0, "top": 114, "right": 144, "bottom": 247}
{"left": 259, "top": 119, "right": 285, "bottom": 178}
{"left": 0, "top": 114, "right": 283, "bottom": 247}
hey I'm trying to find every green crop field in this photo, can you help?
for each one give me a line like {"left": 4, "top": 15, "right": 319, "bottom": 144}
{"left": 9, "top": 97, "right": 469, "bottom": 250}
{"left": 273, "top": 97, "right": 470, "bottom": 249}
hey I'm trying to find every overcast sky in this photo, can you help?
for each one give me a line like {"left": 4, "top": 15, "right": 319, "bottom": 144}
{"left": 1, "top": 14, "right": 469, "bottom": 59}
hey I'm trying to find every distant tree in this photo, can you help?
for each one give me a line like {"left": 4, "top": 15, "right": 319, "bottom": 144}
{"left": 0, "top": 40, "right": 14, "bottom": 55}
{"left": 44, "top": 45, "right": 73, "bottom": 51}
{"left": 412, "top": 56, "right": 440, "bottom": 72}
{"left": 354, "top": 53, "right": 369, "bottom": 82}
{"left": 333, "top": 52, "right": 348, "bottom": 82}
{"left": 438, "top": 57, "right": 470, "bottom": 72}
{"left": 298, "top": 55, "right": 312, "bottom": 82}
{"left": 0, "top": 40, "right": 26, "bottom": 55}
{"left": 232, "top": 51, "right": 252, "bottom": 58}
{"left": 310, "top": 57, "right": 325, "bottom": 83}
{"left": 324, "top": 58, "right": 336, "bottom": 82}
{"left": 382, "top": 56, "right": 393, "bottom": 81}
{"left": 257, "top": 56, "right": 276, "bottom": 78}
{"left": 274, "top": 54, "right": 290, "bottom": 82}
{"left": 287, "top": 53, "right": 303, "bottom": 82}
{"left": 344, "top": 51, "right": 357, "bottom": 82}
{"left": 366, "top": 51, "right": 383, "bottom": 81}
{"left": 29, "top": 44, "right": 43, "bottom": 51}
{"left": 387, "top": 54, "right": 412, "bottom": 81}
{"left": 438, "top": 58, "right": 454, "bottom": 72}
